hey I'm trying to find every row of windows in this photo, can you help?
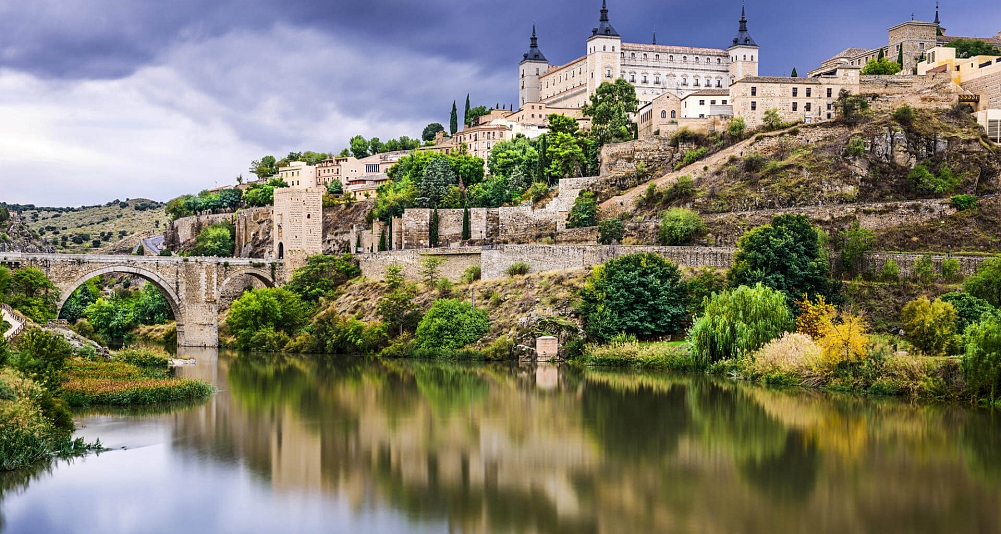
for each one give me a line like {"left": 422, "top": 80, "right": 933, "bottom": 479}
{"left": 731, "top": 55, "right": 755, "bottom": 62}
{"left": 748, "top": 102, "right": 814, "bottom": 112}
{"left": 624, "top": 52, "right": 725, "bottom": 64}
{"left": 749, "top": 87, "right": 834, "bottom": 98}
{"left": 696, "top": 99, "right": 729, "bottom": 106}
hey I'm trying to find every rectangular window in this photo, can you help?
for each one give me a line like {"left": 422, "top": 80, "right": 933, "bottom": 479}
{"left": 751, "top": 87, "right": 757, "bottom": 96}
{"left": 805, "top": 103, "right": 811, "bottom": 111}
{"left": 792, "top": 102, "right": 798, "bottom": 111}
{"left": 700, "top": 100, "right": 705, "bottom": 105}
{"left": 365, "top": 164, "right": 380, "bottom": 173}
{"left": 711, "top": 100, "right": 716, "bottom": 105}
{"left": 751, "top": 101, "right": 757, "bottom": 110}
{"left": 827, "top": 88, "right": 833, "bottom": 98}
{"left": 722, "top": 100, "right": 728, "bottom": 105}
{"left": 827, "top": 103, "right": 833, "bottom": 110}
{"left": 792, "top": 88, "right": 798, "bottom": 97}
{"left": 806, "top": 88, "right": 812, "bottom": 97}
{"left": 827, "top": 113, "right": 832, "bottom": 119}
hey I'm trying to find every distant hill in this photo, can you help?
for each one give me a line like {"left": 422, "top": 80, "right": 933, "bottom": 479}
{"left": 3, "top": 199, "right": 168, "bottom": 254}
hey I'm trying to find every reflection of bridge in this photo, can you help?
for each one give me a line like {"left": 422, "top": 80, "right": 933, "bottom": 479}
{"left": 0, "top": 253, "right": 286, "bottom": 347}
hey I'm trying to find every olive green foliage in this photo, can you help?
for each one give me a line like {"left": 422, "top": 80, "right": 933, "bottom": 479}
{"left": 294, "top": 309, "right": 387, "bottom": 354}
{"left": 414, "top": 299, "right": 490, "bottom": 351}
{"left": 684, "top": 267, "right": 727, "bottom": 317}
{"left": 729, "top": 214, "right": 838, "bottom": 307}
{"left": 81, "top": 283, "right": 174, "bottom": 343}
{"left": 892, "top": 104, "right": 916, "bottom": 123}
{"left": 939, "top": 292, "right": 996, "bottom": 333}
{"left": 681, "top": 147, "right": 708, "bottom": 167}
{"left": 947, "top": 38, "right": 1001, "bottom": 58}
{"left": 965, "top": 258, "right": 1001, "bottom": 308}
{"left": 762, "top": 109, "right": 783, "bottom": 130}
{"left": 418, "top": 159, "right": 455, "bottom": 209}
{"left": 907, "top": 163, "right": 960, "bottom": 195}
{"left": 547, "top": 116, "right": 588, "bottom": 179}
{"left": 861, "top": 57, "right": 903, "bottom": 75}
{"left": 727, "top": 117, "right": 747, "bottom": 139}
{"left": 487, "top": 135, "right": 540, "bottom": 188}
{"left": 285, "top": 254, "right": 361, "bottom": 303}
{"left": 912, "top": 254, "right": 937, "bottom": 285}
{"left": 688, "top": 284, "right": 795, "bottom": 367}
{"left": 942, "top": 258, "right": 962, "bottom": 282}
{"left": 2, "top": 266, "right": 60, "bottom": 324}
{"left": 597, "top": 218, "right": 624, "bottom": 245}
{"left": 10, "top": 328, "right": 74, "bottom": 390}
{"left": 567, "top": 191, "right": 599, "bottom": 228}
{"left": 506, "top": 262, "right": 530, "bottom": 276}
{"left": 377, "top": 265, "right": 421, "bottom": 336}
{"left": 835, "top": 89, "right": 870, "bottom": 125}
{"left": 327, "top": 180, "right": 344, "bottom": 195}
{"left": 226, "top": 288, "right": 310, "bottom": 351}
{"left": 582, "top": 78, "right": 639, "bottom": 146}
{"left": 164, "top": 188, "right": 243, "bottom": 220}
{"left": 846, "top": 135, "right": 866, "bottom": 157}
{"left": 839, "top": 221, "right": 875, "bottom": 275}
{"left": 372, "top": 151, "right": 485, "bottom": 220}
{"left": 422, "top": 122, "right": 445, "bottom": 142}
{"left": 419, "top": 255, "right": 447, "bottom": 289}
{"left": 901, "top": 296, "right": 960, "bottom": 356}
{"left": 658, "top": 208, "right": 706, "bottom": 246}
{"left": 460, "top": 265, "right": 482, "bottom": 284}
{"left": 243, "top": 178, "right": 289, "bottom": 207}
{"left": 579, "top": 253, "right": 688, "bottom": 342}
{"left": 951, "top": 194, "right": 978, "bottom": 211}
{"left": 880, "top": 259, "right": 900, "bottom": 281}
{"left": 963, "top": 312, "right": 1001, "bottom": 401}
{"left": 190, "top": 222, "right": 235, "bottom": 257}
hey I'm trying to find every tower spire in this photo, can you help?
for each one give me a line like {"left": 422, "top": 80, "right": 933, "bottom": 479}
{"left": 591, "top": 0, "right": 619, "bottom": 37}
{"left": 934, "top": 1, "right": 940, "bottom": 25}
{"left": 522, "top": 24, "right": 547, "bottom": 63}
{"left": 652, "top": 30, "right": 657, "bottom": 45}
{"left": 739, "top": 1, "right": 748, "bottom": 32}
{"left": 600, "top": 0, "right": 609, "bottom": 22}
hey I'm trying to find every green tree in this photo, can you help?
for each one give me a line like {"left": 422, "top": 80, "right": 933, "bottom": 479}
{"left": 566, "top": 191, "right": 598, "bottom": 228}
{"left": 450, "top": 101, "right": 458, "bottom": 135}
{"left": 418, "top": 158, "right": 456, "bottom": 208}
{"left": 963, "top": 312, "right": 1001, "bottom": 401}
{"left": 791, "top": 67, "right": 798, "bottom": 77}
{"left": 487, "top": 135, "right": 539, "bottom": 184}
{"left": 465, "top": 106, "right": 489, "bottom": 126}
{"left": 689, "top": 284, "right": 795, "bottom": 366}
{"left": 835, "top": 89, "right": 870, "bottom": 125}
{"left": 59, "top": 280, "right": 98, "bottom": 323}
{"left": 378, "top": 229, "right": 387, "bottom": 252}
{"left": 226, "top": 288, "right": 310, "bottom": 351}
{"left": 578, "top": 253, "right": 688, "bottom": 342}
{"left": 727, "top": 117, "right": 747, "bottom": 139}
{"left": 422, "top": 123, "right": 445, "bottom": 142}
{"left": 377, "top": 266, "right": 421, "bottom": 336}
{"left": 762, "top": 109, "right": 783, "bottom": 130}
{"left": 908, "top": 163, "right": 960, "bottom": 195}
{"left": 7, "top": 267, "right": 59, "bottom": 323}
{"left": 132, "top": 283, "right": 173, "bottom": 325}
{"left": 83, "top": 297, "right": 134, "bottom": 342}
{"left": 947, "top": 39, "right": 1001, "bottom": 58}
{"left": 597, "top": 218, "right": 624, "bottom": 245}
{"left": 12, "top": 328, "right": 73, "bottom": 390}
{"left": 285, "top": 254, "right": 361, "bottom": 303}
{"left": 902, "top": 296, "right": 960, "bottom": 355}
{"left": 190, "top": 222, "right": 235, "bottom": 257}
{"left": 583, "top": 78, "right": 639, "bottom": 147}
{"left": 249, "top": 155, "right": 278, "bottom": 179}
{"left": 940, "top": 292, "right": 995, "bottom": 333}
{"left": 729, "top": 214, "right": 838, "bottom": 307}
{"left": 429, "top": 209, "right": 440, "bottom": 247}
{"left": 861, "top": 57, "right": 903, "bottom": 75}
{"left": 327, "top": 180, "right": 344, "bottom": 195}
{"left": 464, "top": 94, "right": 471, "bottom": 126}
{"left": 547, "top": 132, "right": 586, "bottom": 178}
{"left": 839, "top": 221, "right": 875, "bottom": 275}
{"left": 658, "top": 208, "right": 707, "bottom": 246}
{"left": 415, "top": 299, "right": 490, "bottom": 351}
{"left": 349, "top": 135, "right": 370, "bottom": 159}
{"left": 419, "top": 256, "right": 447, "bottom": 289}
{"left": 461, "top": 205, "right": 471, "bottom": 240}
{"left": 243, "top": 178, "right": 289, "bottom": 207}
{"left": 897, "top": 45, "right": 904, "bottom": 68}
{"left": 966, "top": 258, "right": 1001, "bottom": 308}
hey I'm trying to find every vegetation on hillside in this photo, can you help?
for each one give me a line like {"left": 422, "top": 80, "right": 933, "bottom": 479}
{"left": 13, "top": 198, "right": 167, "bottom": 254}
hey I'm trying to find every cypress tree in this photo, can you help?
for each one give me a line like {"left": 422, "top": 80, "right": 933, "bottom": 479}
{"left": 464, "top": 94, "right": 471, "bottom": 126}
{"left": 429, "top": 209, "right": 440, "bottom": 248}
{"left": 897, "top": 46, "right": 904, "bottom": 69}
{"left": 355, "top": 233, "right": 361, "bottom": 252}
{"left": 877, "top": 48, "right": 885, "bottom": 60}
{"left": 790, "top": 67, "right": 798, "bottom": 77}
{"left": 462, "top": 204, "right": 471, "bottom": 240}
{"left": 378, "top": 229, "right": 387, "bottom": 251}
{"left": 450, "top": 101, "right": 458, "bottom": 135}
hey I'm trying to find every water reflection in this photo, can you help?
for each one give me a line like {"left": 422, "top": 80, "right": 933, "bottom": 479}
{"left": 4, "top": 350, "right": 1001, "bottom": 533}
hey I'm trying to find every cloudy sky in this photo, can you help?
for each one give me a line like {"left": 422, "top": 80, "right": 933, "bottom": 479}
{"left": 0, "top": 0, "right": 998, "bottom": 206}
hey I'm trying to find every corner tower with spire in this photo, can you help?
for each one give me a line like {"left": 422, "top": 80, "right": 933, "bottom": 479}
{"left": 519, "top": 24, "right": 550, "bottom": 107}
{"left": 586, "top": 0, "right": 623, "bottom": 98}
{"left": 727, "top": 3, "right": 759, "bottom": 82}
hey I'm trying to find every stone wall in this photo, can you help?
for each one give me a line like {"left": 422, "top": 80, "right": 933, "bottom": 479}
{"left": 356, "top": 248, "right": 483, "bottom": 282}
{"left": 480, "top": 245, "right": 736, "bottom": 280}
{"left": 234, "top": 207, "right": 273, "bottom": 258}
{"left": 164, "top": 213, "right": 233, "bottom": 253}
{"left": 600, "top": 137, "right": 681, "bottom": 179}
{"left": 863, "top": 252, "right": 992, "bottom": 277}
{"left": 861, "top": 73, "right": 961, "bottom": 109}
{"left": 962, "top": 70, "right": 1001, "bottom": 112}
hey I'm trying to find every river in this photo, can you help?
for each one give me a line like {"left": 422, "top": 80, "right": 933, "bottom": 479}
{"left": 2, "top": 349, "right": 1001, "bottom": 533}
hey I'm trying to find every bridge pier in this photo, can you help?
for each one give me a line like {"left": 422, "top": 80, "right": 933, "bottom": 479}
{"left": 178, "top": 302, "right": 220, "bottom": 348}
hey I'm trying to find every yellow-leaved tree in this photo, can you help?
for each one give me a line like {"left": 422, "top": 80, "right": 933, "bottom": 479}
{"left": 819, "top": 313, "right": 870, "bottom": 366}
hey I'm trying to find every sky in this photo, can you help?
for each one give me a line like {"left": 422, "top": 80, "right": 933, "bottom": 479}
{"left": 0, "top": 0, "right": 998, "bottom": 207}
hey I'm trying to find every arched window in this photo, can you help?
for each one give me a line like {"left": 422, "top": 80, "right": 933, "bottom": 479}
{"left": 671, "top": 110, "right": 676, "bottom": 118}
{"left": 603, "top": 45, "right": 607, "bottom": 51}
{"left": 695, "top": 57, "right": 700, "bottom": 63}
{"left": 661, "top": 110, "right": 667, "bottom": 118}
{"left": 631, "top": 53, "right": 636, "bottom": 59}
{"left": 717, "top": 58, "right": 721, "bottom": 64}
{"left": 643, "top": 53, "right": 647, "bottom": 60}
{"left": 743, "top": 55, "right": 747, "bottom": 61}
{"left": 669, "top": 55, "right": 674, "bottom": 62}
{"left": 682, "top": 56, "right": 687, "bottom": 63}
{"left": 751, "top": 55, "right": 754, "bottom": 61}
{"left": 655, "top": 54, "right": 660, "bottom": 61}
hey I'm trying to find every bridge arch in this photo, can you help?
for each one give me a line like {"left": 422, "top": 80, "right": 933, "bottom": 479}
{"left": 217, "top": 268, "right": 276, "bottom": 303}
{"left": 58, "top": 266, "right": 185, "bottom": 341}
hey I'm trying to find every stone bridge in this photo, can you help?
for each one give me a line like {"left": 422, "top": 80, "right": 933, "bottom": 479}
{"left": 0, "top": 253, "right": 286, "bottom": 347}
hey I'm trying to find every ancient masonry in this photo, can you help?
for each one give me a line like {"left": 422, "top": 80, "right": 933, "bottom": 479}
{"left": 273, "top": 188, "right": 323, "bottom": 268}
{"left": 0, "top": 253, "right": 285, "bottom": 347}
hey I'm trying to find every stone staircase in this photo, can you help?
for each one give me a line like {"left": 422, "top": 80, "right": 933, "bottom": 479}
{"left": 2, "top": 303, "right": 26, "bottom": 342}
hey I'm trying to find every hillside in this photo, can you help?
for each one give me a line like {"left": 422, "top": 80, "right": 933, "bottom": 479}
{"left": 13, "top": 199, "right": 168, "bottom": 254}
{"left": 599, "top": 107, "right": 1001, "bottom": 253}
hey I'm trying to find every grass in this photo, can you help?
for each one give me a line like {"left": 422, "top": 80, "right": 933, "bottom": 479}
{"left": 60, "top": 347, "right": 214, "bottom": 407}
{"left": 571, "top": 341, "right": 701, "bottom": 372}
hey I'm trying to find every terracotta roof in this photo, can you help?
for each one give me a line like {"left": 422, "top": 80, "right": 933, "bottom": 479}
{"left": 686, "top": 89, "right": 729, "bottom": 96}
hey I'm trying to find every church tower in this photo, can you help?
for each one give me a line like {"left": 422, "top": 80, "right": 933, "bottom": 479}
{"left": 727, "top": 4, "right": 759, "bottom": 83}
{"left": 586, "top": 0, "right": 622, "bottom": 99}
{"left": 519, "top": 24, "right": 548, "bottom": 108}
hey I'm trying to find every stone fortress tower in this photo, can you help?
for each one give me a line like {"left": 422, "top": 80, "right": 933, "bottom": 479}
{"left": 519, "top": 24, "right": 548, "bottom": 107}
{"left": 728, "top": 4, "right": 759, "bottom": 81}
{"left": 273, "top": 163, "right": 323, "bottom": 268}
{"left": 586, "top": 0, "right": 623, "bottom": 97}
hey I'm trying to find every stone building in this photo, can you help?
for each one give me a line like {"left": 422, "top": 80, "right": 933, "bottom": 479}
{"left": 518, "top": 1, "right": 759, "bottom": 110}
{"left": 730, "top": 66, "right": 861, "bottom": 128}
{"left": 277, "top": 161, "right": 318, "bottom": 189}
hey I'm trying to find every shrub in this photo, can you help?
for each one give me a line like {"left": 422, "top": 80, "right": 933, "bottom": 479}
{"left": 597, "top": 218, "right": 624, "bottom": 245}
{"left": 226, "top": 288, "right": 310, "bottom": 351}
{"left": 795, "top": 295, "right": 836, "bottom": 339}
{"left": 901, "top": 296, "right": 960, "bottom": 356}
{"left": 881, "top": 259, "right": 900, "bottom": 282}
{"left": 506, "top": 262, "right": 530, "bottom": 276}
{"left": 839, "top": 221, "right": 874, "bottom": 275}
{"left": 727, "top": 117, "right": 747, "bottom": 139}
{"left": 942, "top": 258, "right": 962, "bottom": 282}
{"left": 419, "top": 255, "right": 447, "bottom": 289}
{"left": 579, "top": 253, "right": 688, "bottom": 342}
{"left": 681, "top": 147, "right": 708, "bottom": 167}
{"left": 746, "top": 333, "right": 822, "bottom": 379}
{"left": 527, "top": 182, "right": 550, "bottom": 203}
{"left": 295, "top": 309, "right": 387, "bottom": 354}
{"left": 892, "top": 104, "right": 916, "bottom": 124}
{"left": 743, "top": 153, "right": 766, "bottom": 172}
{"left": 684, "top": 267, "right": 727, "bottom": 317}
{"left": 846, "top": 135, "right": 866, "bottom": 157}
{"left": 285, "top": 254, "right": 361, "bottom": 303}
{"left": 861, "top": 57, "right": 903, "bottom": 75}
{"left": 911, "top": 254, "right": 937, "bottom": 285}
{"left": 951, "top": 194, "right": 978, "bottom": 211}
{"left": 11, "top": 328, "right": 74, "bottom": 390}
{"left": 963, "top": 313, "right": 1001, "bottom": 401}
{"left": 762, "top": 109, "right": 783, "bottom": 131}
{"left": 908, "top": 164, "right": 960, "bottom": 195}
{"left": 658, "top": 208, "right": 707, "bottom": 246}
{"left": 566, "top": 191, "right": 598, "bottom": 228}
{"left": 415, "top": 299, "right": 490, "bottom": 351}
{"left": 460, "top": 265, "right": 482, "bottom": 284}
{"left": 965, "top": 258, "right": 1001, "bottom": 308}
{"left": 190, "top": 222, "right": 235, "bottom": 257}
{"left": 817, "top": 313, "right": 870, "bottom": 366}
{"left": 688, "top": 284, "right": 795, "bottom": 367}
{"left": 939, "top": 292, "right": 996, "bottom": 333}
{"left": 116, "top": 347, "right": 170, "bottom": 372}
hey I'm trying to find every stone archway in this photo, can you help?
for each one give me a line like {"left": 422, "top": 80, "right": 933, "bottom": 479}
{"left": 216, "top": 268, "right": 276, "bottom": 306}
{"left": 58, "top": 266, "right": 186, "bottom": 345}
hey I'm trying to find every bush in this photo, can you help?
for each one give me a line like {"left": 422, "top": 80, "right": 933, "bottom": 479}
{"left": 951, "top": 194, "right": 978, "bottom": 211}
{"left": 939, "top": 292, "right": 995, "bottom": 333}
{"left": 881, "top": 259, "right": 900, "bottom": 282}
{"left": 846, "top": 135, "right": 866, "bottom": 158}
{"left": 688, "top": 284, "right": 795, "bottom": 367}
{"left": 526, "top": 182, "right": 551, "bottom": 203}
{"left": 942, "top": 258, "right": 962, "bottom": 282}
{"left": 839, "top": 221, "right": 874, "bottom": 275}
{"left": 861, "top": 57, "right": 903, "bottom": 75}
{"left": 658, "top": 208, "right": 706, "bottom": 246}
{"left": 908, "top": 164, "right": 960, "bottom": 195}
{"left": 746, "top": 333, "right": 822, "bottom": 379}
{"left": 285, "top": 254, "right": 361, "bottom": 303}
{"left": 506, "top": 262, "right": 530, "bottom": 276}
{"left": 817, "top": 313, "right": 870, "bottom": 366}
{"left": 460, "top": 266, "right": 482, "bottom": 284}
{"left": 963, "top": 313, "right": 1001, "bottom": 401}
{"left": 681, "top": 147, "right": 708, "bottom": 167}
{"left": 684, "top": 267, "right": 727, "bottom": 317}
{"left": 892, "top": 104, "right": 916, "bottom": 124}
{"left": 116, "top": 347, "right": 170, "bottom": 372}
{"left": 795, "top": 295, "right": 836, "bottom": 339}
{"left": 743, "top": 153, "right": 766, "bottom": 172}
{"left": 566, "top": 191, "right": 598, "bottom": 228}
{"left": 294, "top": 309, "right": 387, "bottom": 354}
{"left": 11, "top": 328, "right": 74, "bottom": 390}
{"left": 901, "top": 296, "right": 960, "bottom": 356}
{"left": 415, "top": 299, "right": 490, "bottom": 351}
{"left": 226, "top": 288, "right": 310, "bottom": 351}
{"left": 597, "top": 218, "right": 624, "bottom": 245}
{"left": 190, "top": 222, "right": 235, "bottom": 257}
{"left": 727, "top": 117, "right": 747, "bottom": 139}
{"left": 579, "top": 253, "right": 688, "bottom": 342}
{"left": 965, "top": 258, "right": 1001, "bottom": 308}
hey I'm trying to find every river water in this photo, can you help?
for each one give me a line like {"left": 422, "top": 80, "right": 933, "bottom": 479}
{"left": 3, "top": 349, "right": 1001, "bottom": 533}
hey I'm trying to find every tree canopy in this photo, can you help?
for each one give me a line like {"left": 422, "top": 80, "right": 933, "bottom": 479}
{"left": 422, "top": 123, "right": 445, "bottom": 142}
{"left": 861, "top": 57, "right": 903, "bottom": 75}
{"left": 582, "top": 78, "right": 638, "bottom": 146}
{"left": 948, "top": 39, "right": 1001, "bottom": 59}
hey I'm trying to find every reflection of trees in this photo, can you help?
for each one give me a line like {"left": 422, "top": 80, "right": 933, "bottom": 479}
{"left": 737, "top": 431, "right": 819, "bottom": 505}
{"left": 580, "top": 380, "right": 691, "bottom": 461}
{"left": 961, "top": 410, "right": 1001, "bottom": 487}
